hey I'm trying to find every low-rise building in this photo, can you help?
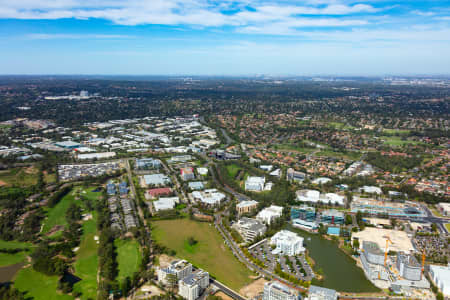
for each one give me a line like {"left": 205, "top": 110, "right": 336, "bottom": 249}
{"left": 286, "top": 168, "right": 306, "bottom": 183}
{"left": 181, "top": 167, "right": 195, "bottom": 181}
{"left": 188, "top": 181, "right": 204, "bottom": 190}
{"left": 146, "top": 187, "right": 173, "bottom": 199}
{"left": 256, "top": 205, "right": 283, "bottom": 225}
{"left": 142, "top": 174, "right": 171, "bottom": 187}
{"left": 263, "top": 281, "right": 299, "bottom": 300}
{"left": 320, "top": 209, "right": 344, "bottom": 225}
{"left": 292, "top": 219, "right": 318, "bottom": 231}
{"left": 191, "top": 189, "right": 225, "bottom": 206}
{"left": 153, "top": 197, "right": 179, "bottom": 211}
{"left": 270, "top": 230, "right": 305, "bottom": 255}
{"left": 237, "top": 200, "right": 258, "bottom": 215}
{"left": 232, "top": 217, "right": 267, "bottom": 243}
{"left": 245, "top": 176, "right": 266, "bottom": 191}
{"left": 437, "top": 202, "right": 450, "bottom": 216}
{"left": 296, "top": 190, "right": 345, "bottom": 206}
{"left": 136, "top": 158, "right": 161, "bottom": 169}
{"left": 291, "top": 205, "right": 316, "bottom": 221}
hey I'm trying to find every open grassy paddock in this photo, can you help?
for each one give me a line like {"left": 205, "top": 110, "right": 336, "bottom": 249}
{"left": 115, "top": 238, "right": 141, "bottom": 283}
{"left": 152, "top": 218, "right": 254, "bottom": 290}
{"left": 0, "top": 240, "right": 33, "bottom": 267}
{"left": 41, "top": 189, "right": 76, "bottom": 234}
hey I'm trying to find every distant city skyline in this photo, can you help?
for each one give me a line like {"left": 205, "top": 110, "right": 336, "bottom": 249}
{"left": 1, "top": 0, "right": 450, "bottom": 75}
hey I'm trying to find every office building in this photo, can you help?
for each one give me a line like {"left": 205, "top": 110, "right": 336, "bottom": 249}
{"left": 263, "top": 281, "right": 299, "bottom": 300}
{"left": 136, "top": 158, "right": 161, "bottom": 170}
{"left": 291, "top": 205, "right": 316, "bottom": 221}
{"left": 257, "top": 205, "right": 283, "bottom": 225}
{"left": 296, "top": 190, "right": 344, "bottom": 206}
{"left": 237, "top": 200, "right": 258, "bottom": 215}
{"left": 232, "top": 217, "right": 267, "bottom": 243}
{"left": 270, "top": 230, "right": 305, "bottom": 256}
{"left": 320, "top": 210, "right": 344, "bottom": 225}
{"left": 286, "top": 168, "right": 306, "bottom": 183}
{"left": 245, "top": 176, "right": 266, "bottom": 191}
{"left": 178, "top": 270, "right": 209, "bottom": 300}
{"left": 142, "top": 173, "right": 171, "bottom": 187}
{"left": 157, "top": 260, "right": 192, "bottom": 285}
{"left": 307, "top": 285, "right": 338, "bottom": 300}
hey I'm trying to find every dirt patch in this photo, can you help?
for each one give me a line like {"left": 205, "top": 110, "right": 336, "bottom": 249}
{"left": 140, "top": 285, "right": 163, "bottom": 297}
{"left": 158, "top": 254, "right": 176, "bottom": 268}
{"left": 0, "top": 180, "right": 7, "bottom": 186}
{"left": 214, "top": 291, "right": 234, "bottom": 300}
{"left": 239, "top": 277, "right": 268, "bottom": 299}
{"left": 46, "top": 225, "right": 65, "bottom": 236}
{"left": 24, "top": 167, "right": 36, "bottom": 174}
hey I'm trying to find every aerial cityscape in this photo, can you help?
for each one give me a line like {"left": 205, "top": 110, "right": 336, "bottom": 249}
{"left": 0, "top": 0, "right": 450, "bottom": 300}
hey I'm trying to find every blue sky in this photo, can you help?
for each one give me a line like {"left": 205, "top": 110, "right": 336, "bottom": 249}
{"left": 0, "top": 0, "right": 450, "bottom": 75}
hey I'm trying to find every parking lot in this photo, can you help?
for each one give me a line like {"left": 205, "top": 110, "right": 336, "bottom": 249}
{"left": 248, "top": 240, "right": 314, "bottom": 281}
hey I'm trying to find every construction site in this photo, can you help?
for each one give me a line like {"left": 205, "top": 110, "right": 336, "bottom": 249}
{"left": 354, "top": 229, "right": 432, "bottom": 298}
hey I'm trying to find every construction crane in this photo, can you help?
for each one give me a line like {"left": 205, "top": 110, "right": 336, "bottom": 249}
{"left": 421, "top": 249, "right": 426, "bottom": 280}
{"left": 384, "top": 236, "right": 392, "bottom": 267}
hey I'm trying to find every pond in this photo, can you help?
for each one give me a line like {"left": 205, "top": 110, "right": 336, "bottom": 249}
{"left": 287, "top": 225, "right": 379, "bottom": 293}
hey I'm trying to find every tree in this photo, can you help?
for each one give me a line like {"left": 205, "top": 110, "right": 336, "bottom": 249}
{"left": 345, "top": 214, "right": 353, "bottom": 225}
{"left": 353, "top": 238, "right": 360, "bottom": 250}
{"left": 187, "top": 236, "right": 198, "bottom": 246}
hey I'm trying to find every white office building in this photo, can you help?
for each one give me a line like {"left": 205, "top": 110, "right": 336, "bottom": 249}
{"left": 429, "top": 264, "right": 450, "bottom": 297}
{"left": 245, "top": 176, "right": 266, "bottom": 191}
{"left": 263, "top": 281, "right": 299, "bottom": 300}
{"left": 256, "top": 205, "right": 283, "bottom": 225}
{"left": 178, "top": 270, "right": 209, "bottom": 300}
{"left": 157, "top": 260, "right": 192, "bottom": 285}
{"left": 270, "top": 230, "right": 305, "bottom": 256}
{"left": 296, "top": 190, "right": 345, "bottom": 206}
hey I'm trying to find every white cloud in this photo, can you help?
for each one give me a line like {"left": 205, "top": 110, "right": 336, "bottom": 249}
{"left": 25, "top": 33, "right": 135, "bottom": 39}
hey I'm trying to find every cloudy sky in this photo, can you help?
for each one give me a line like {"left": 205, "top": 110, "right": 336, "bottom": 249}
{"left": 1, "top": 0, "right": 449, "bottom": 75}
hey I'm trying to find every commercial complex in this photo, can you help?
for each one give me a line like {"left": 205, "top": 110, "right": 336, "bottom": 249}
{"left": 262, "top": 281, "right": 299, "bottom": 300}
{"left": 291, "top": 205, "right": 316, "bottom": 221}
{"left": 181, "top": 167, "right": 195, "bottom": 181}
{"left": 245, "top": 176, "right": 272, "bottom": 191}
{"left": 136, "top": 158, "right": 161, "bottom": 169}
{"left": 191, "top": 189, "right": 225, "bottom": 206}
{"left": 141, "top": 174, "right": 171, "bottom": 187}
{"left": 270, "top": 230, "right": 305, "bottom": 256}
{"left": 232, "top": 217, "right": 267, "bottom": 243}
{"left": 320, "top": 209, "right": 344, "bottom": 225}
{"left": 286, "top": 168, "right": 306, "bottom": 183}
{"left": 437, "top": 202, "right": 450, "bottom": 216}
{"left": 153, "top": 197, "right": 179, "bottom": 212}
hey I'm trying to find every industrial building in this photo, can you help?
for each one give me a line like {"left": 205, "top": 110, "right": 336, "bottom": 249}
{"left": 141, "top": 173, "right": 171, "bottom": 187}
{"left": 270, "top": 230, "right": 305, "bottom": 256}
{"left": 262, "top": 281, "right": 299, "bottom": 300}
{"left": 153, "top": 197, "right": 179, "bottom": 212}
{"left": 232, "top": 217, "right": 267, "bottom": 243}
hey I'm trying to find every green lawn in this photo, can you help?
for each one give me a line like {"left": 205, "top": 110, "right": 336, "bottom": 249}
{"left": 115, "top": 238, "right": 141, "bottom": 283}
{"left": 153, "top": 219, "right": 254, "bottom": 290}
{"left": 0, "top": 239, "right": 32, "bottom": 267}
{"left": 382, "top": 128, "right": 410, "bottom": 135}
{"left": 445, "top": 223, "right": 450, "bottom": 232}
{"left": 381, "top": 136, "right": 420, "bottom": 146}
{"left": 14, "top": 267, "right": 73, "bottom": 300}
{"left": 73, "top": 213, "right": 99, "bottom": 300}
{"left": 226, "top": 164, "right": 241, "bottom": 178}
{"left": 41, "top": 190, "right": 76, "bottom": 234}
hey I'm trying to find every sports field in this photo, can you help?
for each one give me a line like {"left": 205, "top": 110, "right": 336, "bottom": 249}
{"left": 152, "top": 218, "right": 254, "bottom": 290}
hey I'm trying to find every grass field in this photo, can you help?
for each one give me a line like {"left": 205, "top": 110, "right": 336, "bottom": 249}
{"left": 0, "top": 167, "right": 38, "bottom": 187}
{"left": 274, "top": 143, "right": 315, "bottom": 154}
{"left": 73, "top": 213, "right": 99, "bottom": 300}
{"left": 445, "top": 223, "right": 450, "bottom": 232}
{"left": 316, "top": 150, "right": 361, "bottom": 160}
{"left": 381, "top": 136, "right": 420, "bottom": 146}
{"left": 115, "top": 238, "right": 141, "bottom": 283}
{"left": 0, "top": 240, "right": 32, "bottom": 267}
{"left": 153, "top": 219, "right": 254, "bottom": 290}
{"left": 226, "top": 164, "right": 242, "bottom": 178}
{"left": 382, "top": 128, "right": 410, "bottom": 135}
{"left": 14, "top": 267, "right": 73, "bottom": 300}
{"left": 41, "top": 190, "right": 76, "bottom": 234}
